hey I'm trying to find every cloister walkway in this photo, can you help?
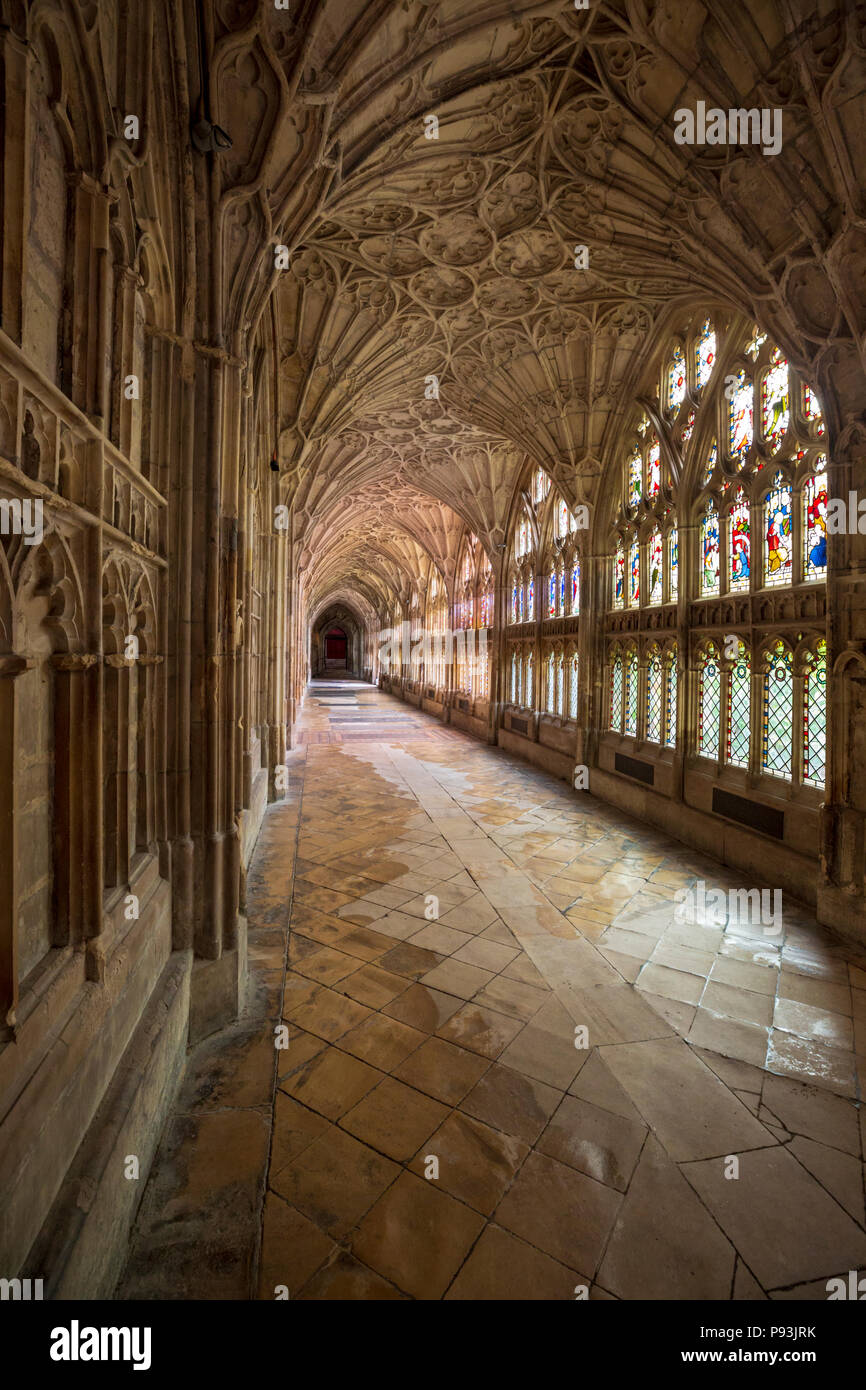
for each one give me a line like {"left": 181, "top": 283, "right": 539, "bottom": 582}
{"left": 120, "top": 682, "right": 866, "bottom": 1300}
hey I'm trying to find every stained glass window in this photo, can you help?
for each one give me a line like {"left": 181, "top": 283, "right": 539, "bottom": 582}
{"left": 703, "top": 441, "right": 718, "bottom": 486}
{"left": 647, "top": 652, "right": 662, "bottom": 742}
{"left": 558, "top": 652, "right": 566, "bottom": 717}
{"left": 479, "top": 645, "right": 490, "bottom": 697}
{"left": 746, "top": 327, "right": 767, "bottom": 360}
{"left": 664, "top": 647, "right": 678, "bottom": 748}
{"left": 698, "top": 648, "right": 721, "bottom": 759}
{"left": 649, "top": 527, "right": 663, "bottom": 605}
{"left": 681, "top": 410, "right": 696, "bottom": 445}
{"left": 668, "top": 528, "right": 678, "bottom": 600}
{"left": 532, "top": 467, "right": 550, "bottom": 506}
{"left": 614, "top": 542, "right": 625, "bottom": 608}
{"left": 762, "top": 641, "right": 793, "bottom": 779}
{"left": 729, "top": 371, "right": 753, "bottom": 459}
{"left": 803, "top": 384, "right": 825, "bottom": 437}
{"left": 761, "top": 350, "right": 790, "bottom": 451}
{"left": 668, "top": 346, "right": 686, "bottom": 412}
{"left": 764, "top": 471, "right": 792, "bottom": 587}
{"left": 647, "top": 438, "right": 661, "bottom": 499}
{"left": 696, "top": 318, "right": 716, "bottom": 389}
{"left": 701, "top": 501, "right": 720, "bottom": 596}
{"left": 728, "top": 488, "right": 751, "bottom": 593}
{"left": 803, "top": 468, "right": 828, "bottom": 581}
{"left": 556, "top": 497, "right": 570, "bottom": 536}
{"left": 526, "top": 651, "right": 534, "bottom": 707}
{"left": 548, "top": 571, "right": 556, "bottom": 618}
{"left": 571, "top": 561, "right": 580, "bottom": 614}
{"left": 804, "top": 641, "right": 827, "bottom": 789}
{"left": 569, "top": 653, "right": 579, "bottom": 719}
{"left": 560, "top": 567, "right": 567, "bottom": 613}
{"left": 624, "top": 649, "right": 638, "bottom": 736}
{"left": 628, "top": 450, "right": 642, "bottom": 507}
{"left": 628, "top": 539, "right": 640, "bottom": 607}
{"left": 610, "top": 653, "right": 623, "bottom": 731}
{"left": 546, "top": 653, "right": 556, "bottom": 712}
{"left": 527, "top": 575, "right": 534, "bottom": 619}
{"left": 511, "top": 583, "right": 518, "bottom": 624}
{"left": 727, "top": 648, "right": 751, "bottom": 768}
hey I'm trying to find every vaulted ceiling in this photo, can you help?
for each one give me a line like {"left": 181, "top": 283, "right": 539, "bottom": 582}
{"left": 219, "top": 0, "right": 865, "bottom": 620}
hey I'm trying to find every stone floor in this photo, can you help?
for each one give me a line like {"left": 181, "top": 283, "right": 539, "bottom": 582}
{"left": 119, "top": 680, "right": 866, "bottom": 1301}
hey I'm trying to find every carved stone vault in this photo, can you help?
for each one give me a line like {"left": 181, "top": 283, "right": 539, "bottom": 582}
{"left": 1, "top": 0, "right": 866, "bottom": 1297}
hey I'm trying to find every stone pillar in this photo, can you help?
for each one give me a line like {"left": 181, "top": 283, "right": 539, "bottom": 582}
{"left": 0, "top": 655, "right": 35, "bottom": 1038}
{"left": 52, "top": 653, "right": 102, "bottom": 955}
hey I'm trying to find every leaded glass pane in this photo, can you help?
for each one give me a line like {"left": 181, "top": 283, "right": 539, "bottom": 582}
{"left": 727, "top": 652, "right": 751, "bottom": 768}
{"left": 729, "top": 489, "right": 751, "bottom": 592}
{"left": 624, "top": 651, "right": 638, "bottom": 736}
{"left": 761, "top": 351, "right": 789, "bottom": 450}
{"left": 699, "top": 654, "right": 721, "bottom": 759}
{"left": 569, "top": 654, "right": 578, "bottom": 719}
{"left": 647, "top": 439, "right": 661, "bottom": 498}
{"left": 762, "top": 644, "right": 793, "bottom": 778}
{"left": 668, "top": 528, "right": 678, "bottom": 599}
{"left": 647, "top": 655, "right": 662, "bottom": 742}
{"left": 701, "top": 504, "right": 720, "bottom": 595}
{"left": 729, "top": 371, "right": 753, "bottom": 459}
{"left": 803, "top": 469, "right": 828, "bottom": 581}
{"left": 669, "top": 346, "right": 686, "bottom": 412}
{"left": 649, "top": 529, "right": 663, "bottom": 605}
{"left": 571, "top": 561, "right": 580, "bottom": 614}
{"left": 664, "top": 649, "right": 678, "bottom": 748}
{"left": 696, "top": 319, "right": 716, "bottom": 389}
{"left": 628, "top": 540, "right": 640, "bottom": 607}
{"left": 610, "top": 656, "right": 622, "bottom": 731}
{"left": 804, "top": 644, "right": 827, "bottom": 789}
{"left": 628, "top": 450, "right": 642, "bottom": 506}
{"left": 614, "top": 544, "right": 624, "bottom": 608}
{"left": 765, "top": 472, "right": 792, "bottom": 587}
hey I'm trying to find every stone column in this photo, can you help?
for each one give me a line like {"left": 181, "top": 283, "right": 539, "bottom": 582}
{"left": 0, "top": 656, "right": 35, "bottom": 1038}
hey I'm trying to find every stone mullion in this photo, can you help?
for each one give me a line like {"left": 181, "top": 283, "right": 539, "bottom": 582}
{"left": 0, "top": 27, "right": 29, "bottom": 344}
{"left": 52, "top": 653, "right": 102, "bottom": 950}
{"left": 0, "top": 656, "right": 35, "bottom": 1038}
{"left": 113, "top": 266, "right": 139, "bottom": 457}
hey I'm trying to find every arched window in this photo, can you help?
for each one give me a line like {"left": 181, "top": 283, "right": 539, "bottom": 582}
{"left": 613, "top": 541, "right": 625, "bottom": 608}
{"left": 628, "top": 538, "right": 640, "bottom": 607}
{"left": 609, "top": 650, "right": 623, "bottom": 732}
{"left": 648, "top": 527, "right": 663, "bottom": 606}
{"left": 532, "top": 467, "right": 550, "bottom": 506}
{"left": 571, "top": 559, "right": 580, "bottom": 615}
{"left": 803, "top": 641, "right": 827, "bottom": 789}
{"left": 663, "top": 645, "right": 678, "bottom": 748}
{"left": 627, "top": 450, "right": 642, "bottom": 507}
{"left": 764, "top": 471, "right": 792, "bottom": 587}
{"left": 698, "top": 646, "right": 722, "bottom": 759}
{"left": 525, "top": 650, "right": 535, "bottom": 707}
{"left": 623, "top": 648, "right": 639, "bottom": 736}
{"left": 558, "top": 651, "right": 566, "bottom": 717}
{"left": 527, "top": 574, "right": 535, "bottom": 620}
{"left": 803, "top": 467, "right": 828, "bottom": 582}
{"left": 646, "top": 647, "right": 663, "bottom": 743}
{"left": 546, "top": 652, "right": 556, "bottom": 713}
{"left": 701, "top": 500, "right": 720, "bottom": 596}
{"left": 695, "top": 318, "right": 716, "bottom": 390}
{"left": 667, "top": 528, "right": 679, "bottom": 600}
{"left": 803, "top": 384, "right": 825, "bottom": 436}
{"left": 668, "top": 345, "right": 686, "bottom": 413}
{"left": 511, "top": 651, "right": 520, "bottom": 704}
{"left": 761, "top": 349, "right": 790, "bottom": 452}
{"left": 728, "top": 488, "right": 751, "bottom": 593}
{"left": 547, "top": 571, "right": 556, "bottom": 618}
{"left": 726, "top": 644, "right": 751, "bottom": 768}
{"left": 647, "top": 438, "right": 661, "bottom": 499}
{"left": 511, "top": 580, "right": 519, "bottom": 625}
{"left": 569, "top": 652, "right": 579, "bottom": 720}
{"left": 728, "top": 370, "right": 753, "bottom": 460}
{"left": 762, "top": 641, "right": 793, "bottom": 779}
